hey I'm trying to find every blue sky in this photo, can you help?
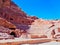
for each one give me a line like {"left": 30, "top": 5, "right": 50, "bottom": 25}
{"left": 12, "top": 0, "right": 60, "bottom": 20}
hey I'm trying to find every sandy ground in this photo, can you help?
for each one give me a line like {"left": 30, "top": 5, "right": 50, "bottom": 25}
{"left": 21, "top": 41, "right": 60, "bottom": 45}
{"left": 0, "top": 38, "right": 51, "bottom": 45}
{"left": 0, "top": 38, "right": 60, "bottom": 45}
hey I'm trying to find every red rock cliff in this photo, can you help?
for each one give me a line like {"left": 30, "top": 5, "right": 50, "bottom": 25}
{"left": 0, "top": 0, "right": 38, "bottom": 29}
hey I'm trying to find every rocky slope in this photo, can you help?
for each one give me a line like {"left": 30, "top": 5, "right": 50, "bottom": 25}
{"left": 0, "top": 17, "right": 16, "bottom": 28}
{"left": 0, "top": 0, "right": 38, "bottom": 31}
{"left": 0, "top": 0, "right": 60, "bottom": 39}
{"left": 0, "top": 0, "right": 38, "bottom": 38}
{"left": 28, "top": 19, "right": 60, "bottom": 38}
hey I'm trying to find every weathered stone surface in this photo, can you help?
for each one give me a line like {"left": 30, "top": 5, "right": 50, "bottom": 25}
{"left": 0, "top": 0, "right": 37, "bottom": 26}
{"left": 58, "top": 28, "right": 60, "bottom": 32}
{"left": 9, "top": 29, "right": 21, "bottom": 37}
{"left": 0, "top": 0, "right": 38, "bottom": 38}
{"left": 0, "top": 0, "right": 38, "bottom": 31}
{"left": 27, "top": 16, "right": 38, "bottom": 20}
{"left": 1, "top": 0, "right": 60, "bottom": 39}
{"left": 0, "top": 17, "right": 16, "bottom": 28}
{"left": 27, "top": 19, "right": 60, "bottom": 38}
{"left": 0, "top": 26, "right": 10, "bottom": 33}
{"left": 0, "top": 0, "right": 11, "bottom": 8}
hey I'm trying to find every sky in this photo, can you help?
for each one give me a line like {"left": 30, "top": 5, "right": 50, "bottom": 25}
{"left": 12, "top": 0, "right": 60, "bottom": 20}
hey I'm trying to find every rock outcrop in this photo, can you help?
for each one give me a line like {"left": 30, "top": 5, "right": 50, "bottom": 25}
{"left": 0, "top": 0, "right": 60, "bottom": 39}
{"left": 0, "top": 0, "right": 38, "bottom": 39}
{"left": 28, "top": 19, "right": 60, "bottom": 38}
{"left": 0, "top": 0, "right": 38, "bottom": 30}
{"left": 0, "top": 0, "right": 37, "bottom": 25}
{"left": 0, "top": 17, "right": 16, "bottom": 28}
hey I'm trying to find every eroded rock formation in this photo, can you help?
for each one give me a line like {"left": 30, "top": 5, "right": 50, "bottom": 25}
{"left": 0, "top": 0, "right": 38, "bottom": 31}
{"left": 0, "top": 0, "right": 60, "bottom": 40}
{"left": 0, "top": 0, "right": 38, "bottom": 39}
{"left": 0, "top": 0, "right": 37, "bottom": 25}
{"left": 0, "top": 17, "right": 16, "bottom": 28}
{"left": 28, "top": 19, "right": 60, "bottom": 38}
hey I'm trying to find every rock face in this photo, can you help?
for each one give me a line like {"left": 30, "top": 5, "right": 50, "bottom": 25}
{"left": 0, "top": 0, "right": 37, "bottom": 25}
{"left": 0, "top": 0, "right": 38, "bottom": 30}
{"left": 0, "top": 0, "right": 38, "bottom": 38}
{"left": 0, "top": 0, "right": 39, "bottom": 39}
{"left": 0, "top": 0, "right": 11, "bottom": 8}
{"left": 28, "top": 19, "right": 52, "bottom": 38}
{"left": 28, "top": 19, "right": 60, "bottom": 38}
{"left": 0, "top": 0, "right": 60, "bottom": 39}
{"left": 0, "top": 17, "right": 16, "bottom": 28}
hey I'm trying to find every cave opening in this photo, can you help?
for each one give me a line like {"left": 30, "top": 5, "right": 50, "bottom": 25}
{"left": 10, "top": 18, "right": 13, "bottom": 20}
{"left": 2, "top": 0, "right": 5, "bottom": 2}
{"left": 10, "top": 32, "right": 17, "bottom": 37}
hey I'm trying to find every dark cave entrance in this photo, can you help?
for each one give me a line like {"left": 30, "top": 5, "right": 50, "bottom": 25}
{"left": 10, "top": 32, "right": 17, "bottom": 37}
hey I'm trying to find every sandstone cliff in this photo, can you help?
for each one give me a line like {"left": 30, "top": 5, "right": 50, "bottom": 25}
{"left": 0, "top": 0, "right": 60, "bottom": 39}
{"left": 0, "top": 17, "right": 16, "bottom": 28}
{"left": 0, "top": 0, "right": 38, "bottom": 30}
